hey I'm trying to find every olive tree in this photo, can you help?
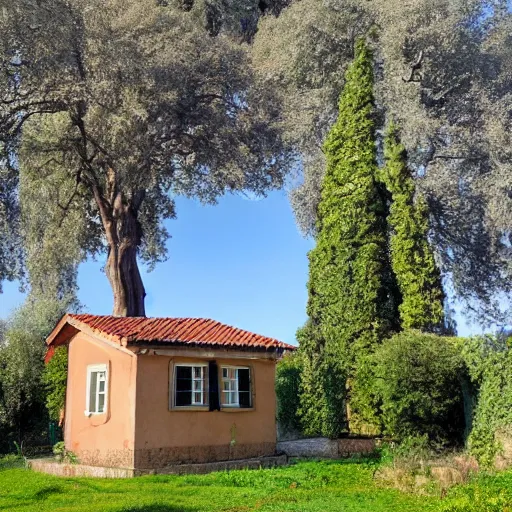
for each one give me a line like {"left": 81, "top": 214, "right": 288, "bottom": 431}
{"left": 0, "top": 0, "right": 293, "bottom": 316}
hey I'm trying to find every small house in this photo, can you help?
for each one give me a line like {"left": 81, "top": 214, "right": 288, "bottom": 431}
{"left": 45, "top": 314, "right": 294, "bottom": 472}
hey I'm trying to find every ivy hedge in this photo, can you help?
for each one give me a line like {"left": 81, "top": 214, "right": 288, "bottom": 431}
{"left": 275, "top": 351, "right": 303, "bottom": 434}
{"left": 462, "top": 335, "right": 512, "bottom": 466}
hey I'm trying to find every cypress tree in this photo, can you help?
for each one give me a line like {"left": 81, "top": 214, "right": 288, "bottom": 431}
{"left": 382, "top": 122, "right": 445, "bottom": 331}
{"left": 299, "top": 39, "right": 390, "bottom": 437}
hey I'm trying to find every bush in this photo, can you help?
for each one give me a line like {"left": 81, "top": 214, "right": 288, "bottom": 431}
{"left": 275, "top": 352, "right": 302, "bottom": 435}
{"left": 372, "top": 330, "right": 465, "bottom": 445}
{"left": 42, "top": 346, "right": 68, "bottom": 422}
{"left": 52, "top": 441, "right": 78, "bottom": 464}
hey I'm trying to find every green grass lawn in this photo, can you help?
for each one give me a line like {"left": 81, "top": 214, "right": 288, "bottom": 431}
{"left": 0, "top": 457, "right": 511, "bottom": 512}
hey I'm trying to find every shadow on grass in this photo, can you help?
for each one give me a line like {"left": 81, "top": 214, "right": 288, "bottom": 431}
{"left": 33, "top": 485, "right": 63, "bottom": 500}
{"left": 120, "top": 506, "right": 199, "bottom": 512}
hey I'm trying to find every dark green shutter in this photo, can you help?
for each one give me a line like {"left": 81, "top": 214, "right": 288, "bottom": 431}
{"left": 209, "top": 361, "right": 220, "bottom": 411}
{"left": 175, "top": 366, "right": 192, "bottom": 406}
{"left": 238, "top": 368, "right": 251, "bottom": 408}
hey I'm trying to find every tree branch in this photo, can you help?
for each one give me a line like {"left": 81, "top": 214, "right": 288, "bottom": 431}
{"left": 57, "top": 175, "right": 82, "bottom": 227}
{"left": 402, "top": 50, "right": 424, "bottom": 83}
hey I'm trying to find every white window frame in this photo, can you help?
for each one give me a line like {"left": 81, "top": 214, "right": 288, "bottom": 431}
{"left": 220, "top": 365, "right": 251, "bottom": 408}
{"left": 85, "top": 364, "right": 108, "bottom": 416}
{"left": 173, "top": 363, "right": 208, "bottom": 408}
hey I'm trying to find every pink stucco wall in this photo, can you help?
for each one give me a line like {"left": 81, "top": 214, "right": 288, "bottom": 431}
{"left": 65, "top": 332, "right": 137, "bottom": 468}
{"left": 134, "top": 355, "right": 278, "bottom": 468}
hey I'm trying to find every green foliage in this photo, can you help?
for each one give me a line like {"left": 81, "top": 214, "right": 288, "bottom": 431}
{"left": 297, "top": 322, "right": 347, "bottom": 437}
{"left": 0, "top": 297, "right": 70, "bottom": 452}
{"left": 52, "top": 441, "right": 78, "bottom": 464}
{"left": 381, "top": 123, "right": 445, "bottom": 331}
{"left": 42, "top": 347, "right": 68, "bottom": 422}
{"left": 254, "top": 0, "right": 512, "bottom": 325}
{"left": 1, "top": 0, "right": 293, "bottom": 314}
{"left": 275, "top": 352, "right": 302, "bottom": 434}
{"left": 439, "top": 471, "right": 512, "bottom": 512}
{"left": 390, "top": 434, "right": 432, "bottom": 462}
{"left": 461, "top": 335, "right": 512, "bottom": 467}
{"left": 0, "top": 454, "right": 24, "bottom": 470}
{"left": 299, "top": 39, "right": 390, "bottom": 438}
{"left": 348, "top": 353, "right": 383, "bottom": 435}
{"left": 371, "top": 330, "right": 465, "bottom": 444}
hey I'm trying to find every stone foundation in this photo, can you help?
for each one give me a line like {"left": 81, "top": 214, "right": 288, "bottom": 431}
{"left": 135, "top": 454, "right": 287, "bottom": 476}
{"left": 76, "top": 448, "right": 134, "bottom": 468}
{"left": 134, "top": 442, "right": 276, "bottom": 469}
{"left": 28, "top": 454, "right": 287, "bottom": 478}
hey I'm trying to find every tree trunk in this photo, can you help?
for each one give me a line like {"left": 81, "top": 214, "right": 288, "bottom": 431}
{"left": 104, "top": 217, "right": 146, "bottom": 317}
{"left": 105, "top": 234, "right": 146, "bottom": 317}
{"left": 92, "top": 176, "right": 146, "bottom": 317}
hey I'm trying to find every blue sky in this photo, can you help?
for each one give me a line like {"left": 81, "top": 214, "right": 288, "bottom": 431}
{"left": 0, "top": 191, "right": 496, "bottom": 344}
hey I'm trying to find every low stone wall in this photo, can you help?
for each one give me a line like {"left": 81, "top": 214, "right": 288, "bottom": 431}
{"left": 29, "top": 458, "right": 135, "bottom": 478}
{"left": 277, "top": 437, "right": 376, "bottom": 459}
{"left": 28, "top": 454, "right": 287, "bottom": 478}
{"left": 495, "top": 429, "right": 512, "bottom": 470}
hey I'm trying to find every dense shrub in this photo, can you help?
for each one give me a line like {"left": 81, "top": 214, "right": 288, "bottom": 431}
{"left": 462, "top": 335, "right": 512, "bottom": 466}
{"left": 275, "top": 351, "right": 303, "bottom": 435}
{"left": 0, "top": 326, "right": 47, "bottom": 453}
{"left": 372, "top": 330, "right": 465, "bottom": 445}
{"left": 42, "top": 346, "right": 68, "bottom": 422}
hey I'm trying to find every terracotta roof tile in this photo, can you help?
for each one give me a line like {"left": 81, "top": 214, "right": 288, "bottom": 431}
{"left": 47, "top": 314, "right": 296, "bottom": 353}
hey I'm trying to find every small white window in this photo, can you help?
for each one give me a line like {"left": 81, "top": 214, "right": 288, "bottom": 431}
{"left": 221, "top": 366, "right": 251, "bottom": 408}
{"left": 174, "top": 364, "right": 208, "bottom": 407}
{"left": 86, "top": 364, "right": 108, "bottom": 415}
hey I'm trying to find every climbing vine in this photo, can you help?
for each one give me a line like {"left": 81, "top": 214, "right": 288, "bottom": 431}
{"left": 42, "top": 346, "right": 68, "bottom": 422}
{"left": 462, "top": 335, "right": 512, "bottom": 466}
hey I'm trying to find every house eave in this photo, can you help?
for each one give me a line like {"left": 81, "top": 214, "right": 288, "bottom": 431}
{"left": 130, "top": 344, "right": 290, "bottom": 361}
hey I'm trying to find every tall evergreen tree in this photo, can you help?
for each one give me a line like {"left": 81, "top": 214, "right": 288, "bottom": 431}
{"left": 299, "top": 39, "right": 391, "bottom": 437}
{"left": 382, "top": 123, "right": 445, "bottom": 331}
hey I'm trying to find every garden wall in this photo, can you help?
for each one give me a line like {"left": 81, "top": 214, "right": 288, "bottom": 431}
{"left": 277, "top": 437, "right": 376, "bottom": 459}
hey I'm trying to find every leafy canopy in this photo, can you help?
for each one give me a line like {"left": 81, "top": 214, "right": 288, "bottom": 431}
{"left": 0, "top": 0, "right": 293, "bottom": 298}
{"left": 253, "top": 0, "right": 512, "bottom": 324}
